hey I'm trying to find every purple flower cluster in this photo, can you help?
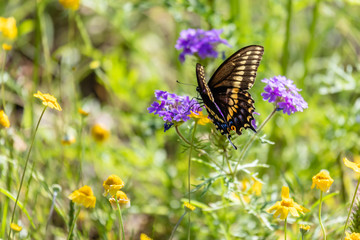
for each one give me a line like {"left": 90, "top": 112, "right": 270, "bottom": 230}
{"left": 148, "top": 90, "right": 202, "bottom": 131}
{"left": 261, "top": 76, "right": 308, "bottom": 115}
{"left": 175, "top": 29, "right": 230, "bottom": 63}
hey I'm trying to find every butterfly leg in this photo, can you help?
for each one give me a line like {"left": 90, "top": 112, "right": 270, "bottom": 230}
{"left": 227, "top": 135, "right": 237, "bottom": 150}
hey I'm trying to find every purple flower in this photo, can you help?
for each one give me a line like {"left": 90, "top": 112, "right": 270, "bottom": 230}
{"left": 148, "top": 90, "right": 202, "bottom": 132}
{"left": 175, "top": 29, "right": 230, "bottom": 63}
{"left": 252, "top": 112, "right": 260, "bottom": 129}
{"left": 261, "top": 76, "right": 308, "bottom": 115}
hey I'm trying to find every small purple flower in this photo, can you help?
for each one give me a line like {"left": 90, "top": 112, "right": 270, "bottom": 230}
{"left": 261, "top": 76, "right": 308, "bottom": 115}
{"left": 175, "top": 29, "right": 230, "bottom": 63}
{"left": 148, "top": 90, "right": 202, "bottom": 132}
{"left": 252, "top": 112, "right": 260, "bottom": 129}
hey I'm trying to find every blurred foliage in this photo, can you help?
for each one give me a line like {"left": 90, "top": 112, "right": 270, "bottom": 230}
{"left": 0, "top": 0, "right": 360, "bottom": 239}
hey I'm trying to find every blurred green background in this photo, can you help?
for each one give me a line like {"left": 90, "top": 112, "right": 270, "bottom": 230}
{"left": 1, "top": 0, "right": 360, "bottom": 239}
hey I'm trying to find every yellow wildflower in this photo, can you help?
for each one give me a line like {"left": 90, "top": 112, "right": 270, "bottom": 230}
{"left": 251, "top": 179, "right": 262, "bottom": 196}
{"left": 266, "top": 186, "right": 309, "bottom": 220}
{"left": 184, "top": 202, "right": 196, "bottom": 211}
{"left": 103, "top": 174, "right": 125, "bottom": 196}
{"left": 140, "top": 233, "right": 153, "bottom": 240}
{"left": 188, "top": 111, "right": 211, "bottom": 125}
{"left": 10, "top": 223, "right": 22, "bottom": 232}
{"left": 343, "top": 157, "right": 360, "bottom": 173}
{"left": 345, "top": 232, "right": 360, "bottom": 240}
{"left": 59, "top": 0, "right": 80, "bottom": 10}
{"left": 61, "top": 134, "right": 76, "bottom": 145}
{"left": 2, "top": 43, "right": 12, "bottom": 51}
{"left": 109, "top": 191, "right": 130, "bottom": 210}
{"left": 78, "top": 108, "right": 89, "bottom": 116}
{"left": 89, "top": 60, "right": 100, "bottom": 69}
{"left": 0, "top": 17, "right": 17, "bottom": 40}
{"left": 299, "top": 224, "right": 310, "bottom": 234}
{"left": 91, "top": 124, "right": 110, "bottom": 142}
{"left": 311, "top": 170, "right": 334, "bottom": 192}
{"left": 0, "top": 110, "right": 10, "bottom": 128}
{"left": 33, "top": 91, "right": 62, "bottom": 111}
{"left": 68, "top": 185, "right": 96, "bottom": 208}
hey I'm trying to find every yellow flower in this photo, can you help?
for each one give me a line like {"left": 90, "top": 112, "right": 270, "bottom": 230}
{"left": 68, "top": 185, "right": 96, "bottom": 208}
{"left": 343, "top": 157, "right": 360, "bottom": 173}
{"left": 184, "top": 202, "right": 196, "bottom": 211}
{"left": 299, "top": 224, "right": 310, "bottom": 234}
{"left": 0, "top": 110, "right": 10, "bottom": 128}
{"left": 140, "top": 233, "right": 153, "bottom": 240}
{"left": 109, "top": 191, "right": 130, "bottom": 210}
{"left": 311, "top": 170, "right": 334, "bottom": 192}
{"left": 2, "top": 43, "right": 12, "bottom": 51}
{"left": 78, "top": 108, "right": 89, "bottom": 116}
{"left": 59, "top": 0, "right": 80, "bottom": 10}
{"left": 91, "top": 124, "right": 110, "bottom": 142}
{"left": 188, "top": 111, "right": 211, "bottom": 125}
{"left": 0, "top": 17, "right": 17, "bottom": 40}
{"left": 266, "top": 186, "right": 309, "bottom": 220}
{"left": 89, "top": 60, "right": 100, "bottom": 69}
{"left": 33, "top": 91, "right": 62, "bottom": 111}
{"left": 251, "top": 179, "right": 262, "bottom": 196}
{"left": 103, "top": 174, "right": 125, "bottom": 196}
{"left": 345, "top": 232, "right": 360, "bottom": 240}
{"left": 10, "top": 223, "right": 22, "bottom": 232}
{"left": 61, "top": 134, "right": 76, "bottom": 145}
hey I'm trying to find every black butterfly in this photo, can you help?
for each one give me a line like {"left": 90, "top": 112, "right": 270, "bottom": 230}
{"left": 196, "top": 45, "right": 264, "bottom": 149}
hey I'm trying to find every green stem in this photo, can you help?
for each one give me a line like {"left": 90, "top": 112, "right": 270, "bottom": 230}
{"left": 233, "top": 107, "right": 277, "bottom": 175}
{"left": 74, "top": 14, "right": 93, "bottom": 53}
{"left": 175, "top": 125, "right": 191, "bottom": 145}
{"left": 1, "top": 50, "right": 7, "bottom": 110}
{"left": 319, "top": 191, "right": 326, "bottom": 240}
{"left": 284, "top": 217, "right": 287, "bottom": 240}
{"left": 116, "top": 200, "right": 125, "bottom": 240}
{"left": 343, "top": 175, "right": 360, "bottom": 239}
{"left": 169, "top": 211, "right": 187, "bottom": 240}
{"left": 77, "top": 116, "right": 85, "bottom": 185}
{"left": 187, "top": 122, "right": 198, "bottom": 240}
{"left": 282, "top": 0, "right": 292, "bottom": 75}
{"left": 67, "top": 207, "right": 80, "bottom": 240}
{"left": 9, "top": 106, "right": 47, "bottom": 237}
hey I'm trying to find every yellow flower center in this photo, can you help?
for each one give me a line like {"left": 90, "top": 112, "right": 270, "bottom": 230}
{"left": 281, "top": 198, "right": 294, "bottom": 207}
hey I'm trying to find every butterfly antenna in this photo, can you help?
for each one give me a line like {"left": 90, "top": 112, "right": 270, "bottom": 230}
{"left": 176, "top": 80, "right": 197, "bottom": 87}
{"left": 227, "top": 135, "right": 237, "bottom": 150}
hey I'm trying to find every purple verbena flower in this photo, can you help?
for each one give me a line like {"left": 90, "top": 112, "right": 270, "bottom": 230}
{"left": 261, "top": 76, "right": 308, "bottom": 115}
{"left": 175, "top": 29, "right": 230, "bottom": 63}
{"left": 148, "top": 90, "right": 202, "bottom": 132}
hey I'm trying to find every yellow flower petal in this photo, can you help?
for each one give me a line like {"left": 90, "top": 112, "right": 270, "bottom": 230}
{"left": 68, "top": 185, "right": 96, "bottom": 208}
{"left": 188, "top": 111, "right": 211, "bottom": 125}
{"left": 2, "top": 43, "right": 12, "bottom": 51}
{"left": 252, "top": 179, "right": 262, "bottom": 196}
{"left": 311, "top": 170, "right": 334, "bottom": 192}
{"left": 343, "top": 157, "right": 360, "bottom": 173}
{"left": 0, "top": 17, "right": 17, "bottom": 40}
{"left": 78, "top": 108, "right": 89, "bottom": 116}
{"left": 33, "top": 91, "right": 62, "bottom": 111}
{"left": 103, "top": 174, "right": 125, "bottom": 196}
{"left": 59, "top": 0, "right": 80, "bottom": 10}
{"left": 10, "top": 223, "right": 22, "bottom": 232}
{"left": 281, "top": 186, "right": 290, "bottom": 199}
{"left": 0, "top": 110, "right": 10, "bottom": 128}
{"left": 109, "top": 191, "right": 130, "bottom": 210}
{"left": 140, "top": 233, "right": 153, "bottom": 240}
{"left": 184, "top": 202, "right": 196, "bottom": 211}
{"left": 91, "top": 124, "right": 110, "bottom": 143}
{"left": 345, "top": 232, "right": 360, "bottom": 240}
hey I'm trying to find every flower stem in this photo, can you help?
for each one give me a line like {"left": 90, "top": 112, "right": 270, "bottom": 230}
{"left": 77, "top": 116, "right": 85, "bottom": 185}
{"left": 284, "top": 217, "right": 287, "bottom": 240}
{"left": 233, "top": 107, "right": 277, "bottom": 175}
{"left": 169, "top": 211, "right": 187, "bottom": 240}
{"left": 342, "top": 175, "right": 360, "bottom": 239}
{"left": 175, "top": 125, "right": 191, "bottom": 145}
{"left": 282, "top": 0, "right": 293, "bottom": 75}
{"left": 187, "top": 122, "right": 198, "bottom": 240}
{"left": 67, "top": 207, "right": 80, "bottom": 240}
{"left": 1, "top": 50, "right": 7, "bottom": 110}
{"left": 9, "top": 106, "right": 47, "bottom": 238}
{"left": 116, "top": 200, "right": 125, "bottom": 240}
{"left": 319, "top": 191, "right": 326, "bottom": 240}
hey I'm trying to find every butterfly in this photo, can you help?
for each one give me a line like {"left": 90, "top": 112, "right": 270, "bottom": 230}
{"left": 196, "top": 45, "right": 264, "bottom": 149}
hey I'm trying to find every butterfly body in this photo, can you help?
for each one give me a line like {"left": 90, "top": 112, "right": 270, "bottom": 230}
{"left": 196, "top": 45, "right": 264, "bottom": 149}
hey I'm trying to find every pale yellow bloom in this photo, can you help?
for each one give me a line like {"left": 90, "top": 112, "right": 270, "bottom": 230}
{"left": 68, "top": 185, "right": 96, "bottom": 208}
{"left": 0, "top": 110, "right": 10, "bottom": 128}
{"left": 184, "top": 202, "right": 196, "bottom": 211}
{"left": 251, "top": 179, "right": 262, "bottom": 196}
{"left": 89, "top": 60, "right": 100, "bottom": 69}
{"left": 91, "top": 124, "right": 109, "bottom": 142}
{"left": 10, "top": 223, "right": 22, "bottom": 232}
{"left": 345, "top": 232, "right": 360, "bottom": 240}
{"left": 109, "top": 191, "right": 130, "bottom": 210}
{"left": 299, "top": 224, "right": 310, "bottom": 234}
{"left": 188, "top": 111, "right": 211, "bottom": 125}
{"left": 343, "top": 157, "right": 360, "bottom": 173}
{"left": 103, "top": 174, "right": 125, "bottom": 196}
{"left": 140, "top": 233, "right": 153, "bottom": 240}
{"left": 59, "top": 0, "right": 80, "bottom": 10}
{"left": 266, "top": 186, "right": 309, "bottom": 220}
{"left": 33, "top": 91, "right": 62, "bottom": 111}
{"left": 61, "top": 134, "right": 76, "bottom": 145}
{"left": 78, "top": 108, "right": 89, "bottom": 116}
{"left": 2, "top": 43, "right": 12, "bottom": 51}
{"left": 0, "top": 17, "right": 17, "bottom": 40}
{"left": 311, "top": 170, "right": 334, "bottom": 192}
